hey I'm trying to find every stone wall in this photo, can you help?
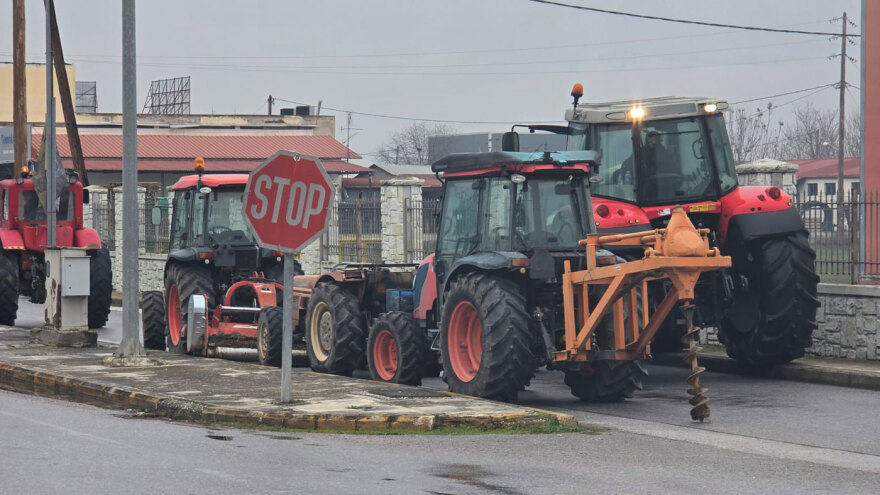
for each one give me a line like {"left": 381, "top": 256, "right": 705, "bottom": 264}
{"left": 381, "top": 177, "right": 423, "bottom": 265}
{"left": 735, "top": 158, "right": 798, "bottom": 196}
{"left": 699, "top": 283, "right": 880, "bottom": 361}
{"left": 810, "top": 283, "right": 880, "bottom": 360}
{"left": 108, "top": 185, "right": 167, "bottom": 293}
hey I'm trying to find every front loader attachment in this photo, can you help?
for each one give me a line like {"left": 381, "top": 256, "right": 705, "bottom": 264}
{"left": 558, "top": 206, "right": 731, "bottom": 421}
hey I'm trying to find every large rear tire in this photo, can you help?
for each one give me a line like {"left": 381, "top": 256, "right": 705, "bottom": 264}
{"left": 367, "top": 311, "right": 428, "bottom": 385}
{"left": 718, "top": 231, "right": 820, "bottom": 367}
{"left": 87, "top": 244, "right": 113, "bottom": 329}
{"left": 439, "top": 273, "right": 534, "bottom": 402}
{"left": 164, "top": 263, "right": 214, "bottom": 354}
{"left": 257, "top": 306, "right": 284, "bottom": 366}
{"left": 140, "top": 290, "right": 166, "bottom": 350}
{"left": 0, "top": 250, "right": 19, "bottom": 326}
{"left": 304, "top": 283, "right": 364, "bottom": 376}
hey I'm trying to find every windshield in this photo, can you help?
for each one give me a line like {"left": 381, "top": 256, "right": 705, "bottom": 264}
{"left": 571, "top": 114, "right": 738, "bottom": 205}
{"left": 18, "top": 189, "right": 75, "bottom": 222}
{"left": 200, "top": 188, "right": 255, "bottom": 245}
{"left": 512, "top": 177, "right": 588, "bottom": 250}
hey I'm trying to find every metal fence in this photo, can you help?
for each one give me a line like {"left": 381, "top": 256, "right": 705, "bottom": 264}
{"left": 91, "top": 188, "right": 115, "bottom": 251}
{"left": 404, "top": 196, "right": 441, "bottom": 263}
{"left": 793, "top": 189, "right": 880, "bottom": 283}
{"left": 329, "top": 196, "right": 383, "bottom": 263}
{"left": 142, "top": 194, "right": 170, "bottom": 253}
{"left": 87, "top": 185, "right": 170, "bottom": 254}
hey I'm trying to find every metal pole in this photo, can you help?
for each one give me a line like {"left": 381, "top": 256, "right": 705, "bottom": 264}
{"left": 13, "top": 0, "right": 27, "bottom": 173}
{"left": 837, "top": 11, "right": 847, "bottom": 242}
{"left": 281, "top": 254, "right": 294, "bottom": 403}
{"left": 45, "top": 0, "right": 56, "bottom": 246}
{"left": 119, "top": 0, "right": 142, "bottom": 356}
{"left": 860, "top": 0, "right": 867, "bottom": 280}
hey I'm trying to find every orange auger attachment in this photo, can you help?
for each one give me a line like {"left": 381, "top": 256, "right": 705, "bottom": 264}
{"left": 559, "top": 205, "right": 730, "bottom": 421}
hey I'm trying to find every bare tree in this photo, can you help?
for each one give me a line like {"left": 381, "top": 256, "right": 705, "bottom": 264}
{"left": 778, "top": 102, "right": 838, "bottom": 160}
{"left": 725, "top": 104, "right": 784, "bottom": 163}
{"left": 374, "top": 122, "right": 457, "bottom": 165}
{"left": 844, "top": 109, "right": 861, "bottom": 158}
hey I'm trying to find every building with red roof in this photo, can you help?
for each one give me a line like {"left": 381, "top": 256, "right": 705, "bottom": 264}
{"left": 790, "top": 157, "right": 860, "bottom": 198}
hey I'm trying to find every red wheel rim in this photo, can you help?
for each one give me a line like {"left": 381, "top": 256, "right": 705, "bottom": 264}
{"left": 372, "top": 329, "right": 398, "bottom": 381}
{"left": 448, "top": 301, "right": 482, "bottom": 382}
{"left": 167, "top": 284, "right": 181, "bottom": 345}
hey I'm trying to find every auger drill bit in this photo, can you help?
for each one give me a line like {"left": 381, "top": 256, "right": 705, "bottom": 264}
{"left": 680, "top": 303, "right": 710, "bottom": 422}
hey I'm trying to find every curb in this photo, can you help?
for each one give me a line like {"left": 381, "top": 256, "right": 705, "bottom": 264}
{"left": 651, "top": 351, "right": 880, "bottom": 391}
{"left": 0, "top": 361, "right": 575, "bottom": 432}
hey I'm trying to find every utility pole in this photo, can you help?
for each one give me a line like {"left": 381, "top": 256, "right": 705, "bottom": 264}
{"left": 119, "top": 0, "right": 143, "bottom": 357}
{"left": 837, "top": 12, "right": 848, "bottom": 239}
{"left": 45, "top": 0, "right": 56, "bottom": 247}
{"left": 13, "top": 0, "right": 26, "bottom": 171}
{"left": 340, "top": 113, "right": 360, "bottom": 163}
{"left": 268, "top": 95, "right": 273, "bottom": 115}
{"left": 45, "top": 0, "right": 88, "bottom": 186}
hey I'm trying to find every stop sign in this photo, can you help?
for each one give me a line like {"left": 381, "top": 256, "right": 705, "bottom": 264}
{"left": 242, "top": 151, "right": 334, "bottom": 253}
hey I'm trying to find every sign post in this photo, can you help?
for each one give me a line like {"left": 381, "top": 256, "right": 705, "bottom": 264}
{"left": 243, "top": 151, "right": 334, "bottom": 402}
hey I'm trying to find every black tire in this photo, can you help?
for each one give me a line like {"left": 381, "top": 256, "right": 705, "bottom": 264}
{"left": 367, "top": 311, "right": 428, "bottom": 386}
{"left": 164, "top": 263, "right": 214, "bottom": 354}
{"left": 257, "top": 306, "right": 284, "bottom": 366}
{"left": 564, "top": 285, "right": 647, "bottom": 402}
{"left": 304, "top": 283, "right": 364, "bottom": 376}
{"left": 647, "top": 281, "right": 687, "bottom": 353}
{"left": 718, "top": 231, "right": 820, "bottom": 367}
{"left": 140, "top": 290, "right": 166, "bottom": 350}
{"left": 0, "top": 250, "right": 19, "bottom": 326}
{"left": 87, "top": 244, "right": 113, "bottom": 329}
{"left": 439, "top": 273, "right": 534, "bottom": 402}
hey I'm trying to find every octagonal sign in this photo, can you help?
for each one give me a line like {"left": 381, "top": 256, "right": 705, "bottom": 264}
{"left": 242, "top": 151, "right": 334, "bottom": 253}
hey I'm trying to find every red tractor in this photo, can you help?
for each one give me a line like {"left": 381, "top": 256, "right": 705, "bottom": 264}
{"left": 505, "top": 85, "right": 819, "bottom": 367}
{"left": 0, "top": 164, "right": 112, "bottom": 328}
{"left": 139, "top": 165, "right": 300, "bottom": 354}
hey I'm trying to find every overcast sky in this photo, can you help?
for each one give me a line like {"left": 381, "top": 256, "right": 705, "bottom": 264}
{"left": 1, "top": 0, "right": 863, "bottom": 164}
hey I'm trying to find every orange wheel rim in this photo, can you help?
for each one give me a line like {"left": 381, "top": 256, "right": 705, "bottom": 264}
{"left": 448, "top": 301, "right": 482, "bottom": 382}
{"left": 372, "top": 329, "right": 398, "bottom": 381}
{"left": 167, "top": 285, "right": 181, "bottom": 345}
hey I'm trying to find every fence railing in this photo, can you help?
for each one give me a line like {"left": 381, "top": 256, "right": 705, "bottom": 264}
{"left": 793, "top": 189, "right": 880, "bottom": 283}
{"left": 327, "top": 197, "right": 383, "bottom": 264}
{"left": 404, "top": 196, "right": 441, "bottom": 263}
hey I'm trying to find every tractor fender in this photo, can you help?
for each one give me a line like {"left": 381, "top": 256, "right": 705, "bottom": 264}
{"left": 718, "top": 186, "right": 795, "bottom": 242}
{"left": 722, "top": 207, "right": 806, "bottom": 264}
{"left": 441, "top": 251, "right": 528, "bottom": 296}
{"left": 413, "top": 254, "right": 436, "bottom": 321}
{"left": 0, "top": 228, "right": 26, "bottom": 250}
{"left": 592, "top": 197, "right": 651, "bottom": 230}
{"left": 74, "top": 228, "right": 102, "bottom": 250}
{"left": 168, "top": 247, "right": 214, "bottom": 263}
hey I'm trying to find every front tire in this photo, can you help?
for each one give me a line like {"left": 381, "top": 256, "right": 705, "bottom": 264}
{"left": 0, "top": 250, "right": 19, "bottom": 326}
{"left": 718, "top": 231, "right": 820, "bottom": 367}
{"left": 367, "top": 312, "right": 428, "bottom": 385}
{"left": 257, "top": 306, "right": 284, "bottom": 366}
{"left": 140, "top": 290, "right": 166, "bottom": 350}
{"left": 439, "top": 273, "right": 534, "bottom": 402}
{"left": 304, "top": 283, "right": 364, "bottom": 376}
{"left": 164, "top": 263, "right": 214, "bottom": 354}
{"left": 87, "top": 244, "right": 113, "bottom": 329}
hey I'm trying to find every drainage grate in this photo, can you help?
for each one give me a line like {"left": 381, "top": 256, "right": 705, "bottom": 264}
{"left": 370, "top": 388, "right": 449, "bottom": 399}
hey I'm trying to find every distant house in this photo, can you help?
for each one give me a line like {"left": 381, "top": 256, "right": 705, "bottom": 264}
{"left": 791, "top": 157, "right": 860, "bottom": 198}
{"left": 341, "top": 163, "right": 442, "bottom": 203}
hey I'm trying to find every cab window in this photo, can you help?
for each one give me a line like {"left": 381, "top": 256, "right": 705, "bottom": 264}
{"left": 437, "top": 180, "right": 481, "bottom": 259}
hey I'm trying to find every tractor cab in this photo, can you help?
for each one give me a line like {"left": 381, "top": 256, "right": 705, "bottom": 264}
{"left": 563, "top": 93, "right": 738, "bottom": 208}
{"left": 167, "top": 161, "right": 288, "bottom": 286}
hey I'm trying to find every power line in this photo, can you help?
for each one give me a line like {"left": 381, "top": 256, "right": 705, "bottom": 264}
{"left": 730, "top": 83, "right": 837, "bottom": 105}
{"left": 527, "top": 0, "right": 861, "bottom": 37}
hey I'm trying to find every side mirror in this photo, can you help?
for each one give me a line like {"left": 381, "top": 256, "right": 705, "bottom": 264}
{"left": 501, "top": 131, "right": 520, "bottom": 152}
{"left": 150, "top": 206, "right": 163, "bottom": 226}
{"left": 82, "top": 189, "right": 90, "bottom": 204}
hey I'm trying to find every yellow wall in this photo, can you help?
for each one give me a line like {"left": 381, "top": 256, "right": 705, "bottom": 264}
{"left": 0, "top": 63, "right": 76, "bottom": 124}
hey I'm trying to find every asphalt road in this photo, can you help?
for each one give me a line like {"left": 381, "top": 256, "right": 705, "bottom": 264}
{"left": 2, "top": 389, "right": 878, "bottom": 495}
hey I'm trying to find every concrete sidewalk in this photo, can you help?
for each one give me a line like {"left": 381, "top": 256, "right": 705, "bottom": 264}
{"left": 653, "top": 344, "right": 880, "bottom": 391}
{"left": 0, "top": 327, "right": 573, "bottom": 432}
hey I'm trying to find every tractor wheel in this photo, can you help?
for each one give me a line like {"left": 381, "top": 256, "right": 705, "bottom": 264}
{"left": 0, "top": 250, "right": 19, "bottom": 326}
{"left": 718, "top": 231, "right": 820, "bottom": 367}
{"left": 304, "top": 283, "right": 364, "bottom": 376}
{"left": 564, "top": 285, "right": 647, "bottom": 402}
{"left": 367, "top": 311, "right": 428, "bottom": 386}
{"left": 165, "top": 263, "right": 214, "bottom": 354}
{"left": 87, "top": 244, "right": 113, "bottom": 329}
{"left": 647, "top": 281, "right": 687, "bottom": 353}
{"left": 140, "top": 290, "right": 166, "bottom": 351}
{"left": 439, "top": 273, "right": 534, "bottom": 402}
{"left": 257, "top": 306, "right": 284, "bottom": 366}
